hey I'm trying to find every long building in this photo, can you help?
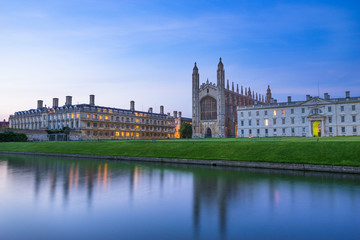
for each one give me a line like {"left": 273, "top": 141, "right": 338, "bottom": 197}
{"left": 237, "top": 91, "right": 360, "bottom": 137}
{"left": 9, "top": 95, "right": 186, "bottom": 140}
{"left": 192, "top": 58, "right": 271, "bottom": 138}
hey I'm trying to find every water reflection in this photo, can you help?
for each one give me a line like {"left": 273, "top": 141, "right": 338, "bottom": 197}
{"left": 0, "top": 154, "right": 359, "bottom": 240}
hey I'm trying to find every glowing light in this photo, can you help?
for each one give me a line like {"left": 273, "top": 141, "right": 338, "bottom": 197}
{"left": 87, "top": 114, "right": 90, "bottom": 119}
{"left": 136, "top": 132, "right": 139, "bottom": 137}
{"left": 99, "top": 115, "right": 103, "bottom": 120}
{"left": 136, "top": 118, "right": 139, "bottom": 122}
{"left": 273, "top": 110, "right": 277, "bottom": 116}
{"left": 116, "top": 131, "right": 120, "bottom": 136}
{"left": 282, "top": 109, "right": 285, "bottom": 115}
{"left": 126, "top": 132, "right": 130, "bottom": 137}
{"left": 105, "top": 116, "right": 109, "bottom": 120}
{"left": 265, "top": 119, "right": 269, "bottom": 126}
{"left": 71, "top": 114, "right": 74, "bottom": 119}
{"left": 76, "top": 113, "right": 79, "bottom": 118}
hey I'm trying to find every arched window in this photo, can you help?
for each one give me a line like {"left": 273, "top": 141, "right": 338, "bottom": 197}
{"left": 200, "top": 96, "right": 217, "bottom": 120}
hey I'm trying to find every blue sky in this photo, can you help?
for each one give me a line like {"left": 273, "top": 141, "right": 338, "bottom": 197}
{"left": 1, "top": 0, "right": 360, "bottom": 120}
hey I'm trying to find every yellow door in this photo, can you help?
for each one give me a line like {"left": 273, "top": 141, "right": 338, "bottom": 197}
{"left": 313, "top": 121, "right": 320, "bottom": 137}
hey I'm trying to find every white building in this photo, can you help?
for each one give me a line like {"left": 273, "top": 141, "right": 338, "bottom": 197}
{"left": 237, "top": 91, "right": 359, "bottom": 137}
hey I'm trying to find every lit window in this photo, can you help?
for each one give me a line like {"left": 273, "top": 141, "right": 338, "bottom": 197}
{"left": 273, "top": 110, "right": 276, "bottom": 116}
{"left": 76, "top": 114, "right": 79, "bottom": 118}
{"left": 121, "top": 132, "right": 124, "bottom": 137}
{"left": 264, "top": 119, "right": 269, "bottom": 126}
{"left": 105, "top": 116, "right": 109, "bottom": 120}
{"left": 136, "top": 133, "right": 139, "bottom": 137}
{"left": 136, "top": 118, "right": 139, "bottom": 122}
{"left": 109, "top": 110, "right": 113, "bottom": 113}
{"left": 103, "top": 109, "right": 107, "bottom": 113}
{"left": 87, "top": 114, "right": 90, "bottom": 119}
{"left": 116, "top": 131, "right": 120, "bottom": 137}
{"left": 168, "top": 121, "right": 170, "bottom": 125}
{"left": 71, "top": 114, "right": 74, "bottom": 119}
{"left": 282, "top": 109, "right": 285, "bottom": 115}
{"left": 93, "top": 114, "right": 96, "bottom": 119}
{"left": 126, "top": 132, "right": 130, "bottom": 137}
{"left": 136, "top": 125, "right": 139, "bottom": 129}
{"left": 99, "top": 115, "right": 103, "bottom": 120}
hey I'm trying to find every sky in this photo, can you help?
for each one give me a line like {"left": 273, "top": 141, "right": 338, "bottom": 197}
{"left": 1, "top": 0, "right": 360, "bottom": 121}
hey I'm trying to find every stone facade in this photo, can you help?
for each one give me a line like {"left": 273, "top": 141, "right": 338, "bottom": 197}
{"left": 238, "top": 91, "right": 360, "bottom": 137}
{"left": 192, "top": 58, "right": 270, "bottom": 138}
{"left": 9, "top": 95, "right": 187, "bottom": 140}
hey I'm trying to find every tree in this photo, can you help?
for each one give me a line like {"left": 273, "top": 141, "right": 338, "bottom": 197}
{"left": 179, "top": 122, "right": 192, "bottom": 138}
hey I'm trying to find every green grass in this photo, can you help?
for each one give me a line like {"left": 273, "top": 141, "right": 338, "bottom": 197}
{"left": 0, "top": 136, "right": 360, "bottom": 166}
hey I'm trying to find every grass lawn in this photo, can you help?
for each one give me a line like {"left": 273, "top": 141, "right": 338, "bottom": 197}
{"left": 0, "top": 136, "right": 360, "bottom": 166}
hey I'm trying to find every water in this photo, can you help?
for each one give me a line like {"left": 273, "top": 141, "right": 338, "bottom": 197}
{"left": 0, "top": 154, "right": 359, "bottom": 240}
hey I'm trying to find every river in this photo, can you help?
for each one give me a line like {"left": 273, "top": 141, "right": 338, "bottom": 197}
{"left": 0, "top": 154, "right": 359, "bottom": 240}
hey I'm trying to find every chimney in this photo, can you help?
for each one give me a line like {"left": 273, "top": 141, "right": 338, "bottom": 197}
{"left": 90, "top": 95, "right": 95, "bottom": 106}
{"left": 167, "top": 112, "right": 170, "bottom": 118}
{"left": 148, "top": 107, "right": 153, "bottom": 113}
{"left": 53, "top": 98, "right": 59, "bottom": 108}
{"left": 274, "top": 99, "right": 277, "bottom": 104}
{"left": 346, "top": 91, "right": 350, "bottom": 98}
{"left": 306, "top": 95, "right": 311, "bottom": 101}
{"left": 287, "top": 96, "right": 291, "bottom": 103}
{"left": 178, "top": 111, "right": 182, "bottom": 118}
{"left": 37, "top": 100, "right": 43, "bottom": 109}
{"left": 160, "top": 105, "right": 164, "bottom": 114}
{"left": 173, "top": 111, "right": 178, "bottom": 118}
{"left": 65, "top": 96, "right": 72, "bottom": 106}
{"left": 130, "top": 101, "right": 135, "bottom": 111}
{"left": 324, "top": 93, "right": 330, "bottom": 100}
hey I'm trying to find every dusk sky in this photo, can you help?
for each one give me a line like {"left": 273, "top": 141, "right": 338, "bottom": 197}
{"left": 1, "top": 0, "right": 360, "bottom": 121}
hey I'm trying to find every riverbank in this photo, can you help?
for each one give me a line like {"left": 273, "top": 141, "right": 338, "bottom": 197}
{"left": 0, "top": 137, "right": 359, "bottom": 167}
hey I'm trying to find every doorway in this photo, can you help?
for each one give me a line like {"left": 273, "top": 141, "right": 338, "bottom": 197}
{"left": 205, "top": 128, "right": 212, "bottom": 138}
{"left": 313, "top": 121, "right": 321, "bottom": 137}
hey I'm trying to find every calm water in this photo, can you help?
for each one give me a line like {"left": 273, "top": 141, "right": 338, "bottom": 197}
{"left": 0, "top": 154, "right": 359, "bottom": 240}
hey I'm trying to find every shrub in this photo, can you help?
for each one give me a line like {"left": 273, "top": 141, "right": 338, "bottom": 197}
{"left": 0, "top": 132, "right": 28, "bottom": 142}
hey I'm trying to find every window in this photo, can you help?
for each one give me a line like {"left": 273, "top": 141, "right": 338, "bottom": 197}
{"left": 274, "top": 128, "right": 277, "bottom": 133}
{"left": 93, "top": 123, "right": 97, "bottom": 127}
{"left": 353, "top": 116, "right": 356, "bottom": 122}
{"left": 328, "top": 106, "right": 332, "bottom": 112}
{"left": 264, "top": 111, "right": 268, "bottom": 116}
{"left": 248, "top": 111, "right": 251, "bottom": 117}
{"left": 249, "top": 120, "right": 252, "bottom": 126}
{"left": 256, "top": 120, "right": 259, "bottom": 126}
{"left": 302, "top": 128, "right": 305, "bottom": 132}
{"left": 99, "top": 115, "right": 103, "bottom": 120}
{"left": 200, "top": 96, "right": 217, "bottom": 120}
{"left": 87, "top": 114, "right": 90, "bottom": 119}
{"left": 302, "top": 108, "right": 305, "bottom": 114}
{"left": 105, "top": 115, "right": 109, "bottom": 120}
{"left": 241, "top": 120, "right": 244, "bottom": 126}
{"left": 249, "top": 129, "right": 252, "bottom": 135}
{"left": 291, "top": 109, "right": 294, "bottom": 114}
{"left": 87, "top": 122, "right": 90, "bottom": 127}
{"left": 241, "top": 129, "right": 244, "bottom": 134}
{"left": 282, "top": 128, "right": 286, "bottom": 134}
{"left": 341, "top": 116, "right": 345, "bottom": 122}
{"left": 257, "top": 129, "right": 260, "bottom": 134}
{"left": 264, "top": 119, "right": 269, "bottom": 126}
{"left": 291, "top": 128, "right": 295, "bottom": 133}
{"left": 273, "top": 118, "right": 276, "bottom": 125}
{"left": 256, "top": 111, "right": 259, "bottom": 116}
{"left": 353, "top": 126, "right": 357, "bottom": 133}
{"left": 341, "top": 106, "right": 344, "bottom": 112}
{"left": 282, "top": 109, "right": 285, "bottom": 115}
{"left": 342, "top": 127, "right": 345, "bottom": 133}
{"left": 329, "top": 127, "right": 332, "bottom": 133}
{"left": 328, "top": 116, "right": 332, "bottom": 123}
{"left": 291, "top": 118, "right": 295, "bottom": 124}
{"left": 302, "top": 117, "right": 305, "bottom": 124}
{"left": 265, "top": 129, "right": 268, "bottom": 134}
{"left": 241, "top": 112, "right": 243, "bottom": 117}
{"left": 282, "top": 118, "right": 285, "bottom": 124}
{"left": 273, "top": 110, "right": 276, "bottom": 116}
{"left": 352, "top": 105, "right": 356, "bottom": 111}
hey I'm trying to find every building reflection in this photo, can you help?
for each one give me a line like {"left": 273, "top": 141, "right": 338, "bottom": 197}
{"left": 2, "top": 155, "right": 360, "bottom": 239}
